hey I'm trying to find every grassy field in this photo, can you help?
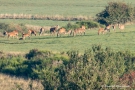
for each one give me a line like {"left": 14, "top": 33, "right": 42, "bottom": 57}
{"left": 0, "top": 0, "right": 135, "bottom": 54}
{"left": 0, "top": 0, "right": 135, "bottom": 17}
{"left": 0, "top": 24, "right": 135, "bottom": 54}
{"left": 0, "top": 19, "right": 76, "bottom": 28}
{"left": 0, "top": 1, "right": 135, "bottom": 89}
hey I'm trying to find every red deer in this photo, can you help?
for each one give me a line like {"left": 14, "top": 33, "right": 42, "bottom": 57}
{"left": 39, "top": 27, "right": 44, "bottom": 36}
{"left": 66, "top": 30, "right": 72, "bottom": 36}
{"left": 98, "top": 28, "right": 105, "bottom": 35}
{"left": 73, "top": 25, "right": 86, "bottom": 36}
{"left": 112, "top": 24, "right": 116, "bottom": 31}
{"left": 57, "top": 28, "right": 66, "bottom": 37}
{"left": 4, "top": 30, "right": 18, "bottom": 39}
{"left": 104, "top": 24, "right": 117, "bottom": 32}
{"left": 118, "top": 24, "right": 125, "bottom": 31}
{"left": 12, "top": 30, "right": 19, "bottom": 36}
{"left": 50, "top": 25, "right": 59, "bottom": 35}
{"left": 28, "top": 30, "right": 36, "bottom": 36}
{"left": 22, "top": 32, "right": 31, "bottom": 40}
{"left": 104, "top": 25, "right": 111, "bottom": 32}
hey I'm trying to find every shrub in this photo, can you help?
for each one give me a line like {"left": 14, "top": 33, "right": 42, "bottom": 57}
{"left": 96, "top": 1, "right": 135, "bottom": 25}
{"left": 0, "top": 47, "right": 135, "bottom": 89}
{"left": 25, "top": 49, "right": 53, "bottom": 60}
{"left": 76, "top": 21, "right": 100, "bottom": 29}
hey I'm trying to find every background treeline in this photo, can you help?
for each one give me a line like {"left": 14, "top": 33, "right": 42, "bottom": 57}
{"left": 0, "top": 45, "right": 135, "bottom": 89}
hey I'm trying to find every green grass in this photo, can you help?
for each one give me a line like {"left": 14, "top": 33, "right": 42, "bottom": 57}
{"left": 0, "top": 0, "right": 135, "bottom": 53}
{"left": 0, "top": 0, "right": 135, "bottom": 27}
{"left": 0, "top": 24, "right": 135, "bottom": 53}
{"left": 0, "top": 0, "right": 135, "bottom": 17}
{"left": 0, "top": 19, "right": 76, "bottom": 27}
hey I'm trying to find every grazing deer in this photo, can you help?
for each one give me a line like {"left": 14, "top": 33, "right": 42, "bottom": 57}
{"left": 73, "top": 25, "right": 86, "bottom": 36}
{"left": 28, "top": 30, "right": 36, "bottom": 36}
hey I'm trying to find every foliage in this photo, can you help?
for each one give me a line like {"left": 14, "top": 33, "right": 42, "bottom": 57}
{"left": 76, "top": 21, "right": 101, "bottom": 28}
{"left": 0, "top": 45, "right": 135, "bottom": 89}
{"left": 0, "top": 23, "right": 27, "bottom": 32}
{"left": 63, "top": 21, "right": 102, "bottom": 31}
{"left": 0, "top": 23, "right": 9, "bottom": 31}
{"left": 96, "top": 1, "right": 135, "bottom": 25}
{"left": 62, "top": 23, "right": 80, "bottom": 31}
{"left": 25, "top": 49, "right": 53, "bottom": 60}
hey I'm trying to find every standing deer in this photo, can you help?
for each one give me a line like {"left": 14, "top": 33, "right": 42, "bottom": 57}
{"left": 4, "top": 30, "right": 18, "bottom": 39}
{"left": 39, "top": 27, "right": 44, "bottom": 36}
{"left": 28, "top": 30, "right": 36, "bottom": 36}
{"left": 118, "top": 24, "right": 125, "bottom": 31}
{"left": 57, "top": 28, "right": 66, "bottom": 37}
{"left": 50, "top": 25, "right": 59, "bottom": 36}
{"left": 73, "top": 25, "right": 86, "bottom": 36}
{"left": 98, "top": 28, "right": 106, "bottom": 35}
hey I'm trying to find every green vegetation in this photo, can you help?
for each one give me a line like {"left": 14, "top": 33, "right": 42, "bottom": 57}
{"left": 0, "top": 23, "right": 135, "bottom": 53}
{"left": 0, "top": 45, "right": 135, "bottom": 89}
{"left": 0, "top": 0, "right": 110, "bottom": 16}
{"left": 0, "top": 73, "right": 44, "bottom": 90}
{"left": 96, "top": 1, "right": 135, "bottom": 25}
{"left": 1, "top": 0, "right": 135, "bottom": 90}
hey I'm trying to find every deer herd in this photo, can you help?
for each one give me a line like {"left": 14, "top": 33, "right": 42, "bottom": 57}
{"left": 98, "top": 23, "right": 125, "bottom": 35}
{"left": 3, "top": 23, "right": 125, "bottom": 40}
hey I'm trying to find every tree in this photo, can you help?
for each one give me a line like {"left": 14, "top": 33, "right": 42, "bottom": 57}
{"left": 96, "top": 1, "right": 135, "bottom": 25}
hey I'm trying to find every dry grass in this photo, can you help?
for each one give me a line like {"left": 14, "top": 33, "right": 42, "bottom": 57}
{"left": 0, "top": 13, "right": 93, "bottom": 21}
{"left": 25, "top": 24, "right": 51, "bottom": 31}
{"left": 0, "top": 73, "right": 44, "bottom": 90}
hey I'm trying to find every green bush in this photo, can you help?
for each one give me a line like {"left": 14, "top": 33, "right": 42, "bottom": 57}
{"left": 25, "top": 49, "right": 53, "bottom": 60}
{"left": 76, "top": 21, "right": 100, "bottom": 29}
{"left": 0, "top": 47, "right": 135, "bottom": 89}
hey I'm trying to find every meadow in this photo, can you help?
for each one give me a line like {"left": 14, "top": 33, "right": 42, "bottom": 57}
{"left": 0, "top": 24, "right": 135, "bottom": 54}
{"left": 0, "top": 0, "right": 134, "bottom": 54}
{"left": 1, "top": 0, "right": 135, "bottom": 89}
{"left": 0, "top": 0, "right": 135, "bottom": 16}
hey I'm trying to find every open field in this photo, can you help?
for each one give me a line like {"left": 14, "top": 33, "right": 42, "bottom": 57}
{"left": 0, "top": 19, "right": 76, "bottom": 28}
{"left": 0, "top": 0, "right": 135, "bottom": 17}
{"left": 0, "top": 0, "right": 112, "bottom": 16}
{"left": 0, "top": 24, "right": 135, "bottom": 54}
{"left": 0, "top": 0, "right": 135, "bottom": 54}
{"left": 1, "top": 1, "right": 135, "bottom": 89}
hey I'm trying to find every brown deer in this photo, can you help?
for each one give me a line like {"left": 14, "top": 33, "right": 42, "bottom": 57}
{"left": 57, "top": 28, "right": 66, "bottom": 37}
{"left": 73, "top": 25, "right": 86, "bottom": 36}
{"left": 22, "top": 32, "right": 30, "bottom": 40}
{"left": 28, "top": 30, "right": 36, "bottom": 36}
{"left": 118, "top": 24, "right": 125, "bottom": 31}
{"left": 4, "top": 30, "right": 18, "bottom": 39}
{"left": 98, "top": 28, "right": 105, "bottom": 35}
